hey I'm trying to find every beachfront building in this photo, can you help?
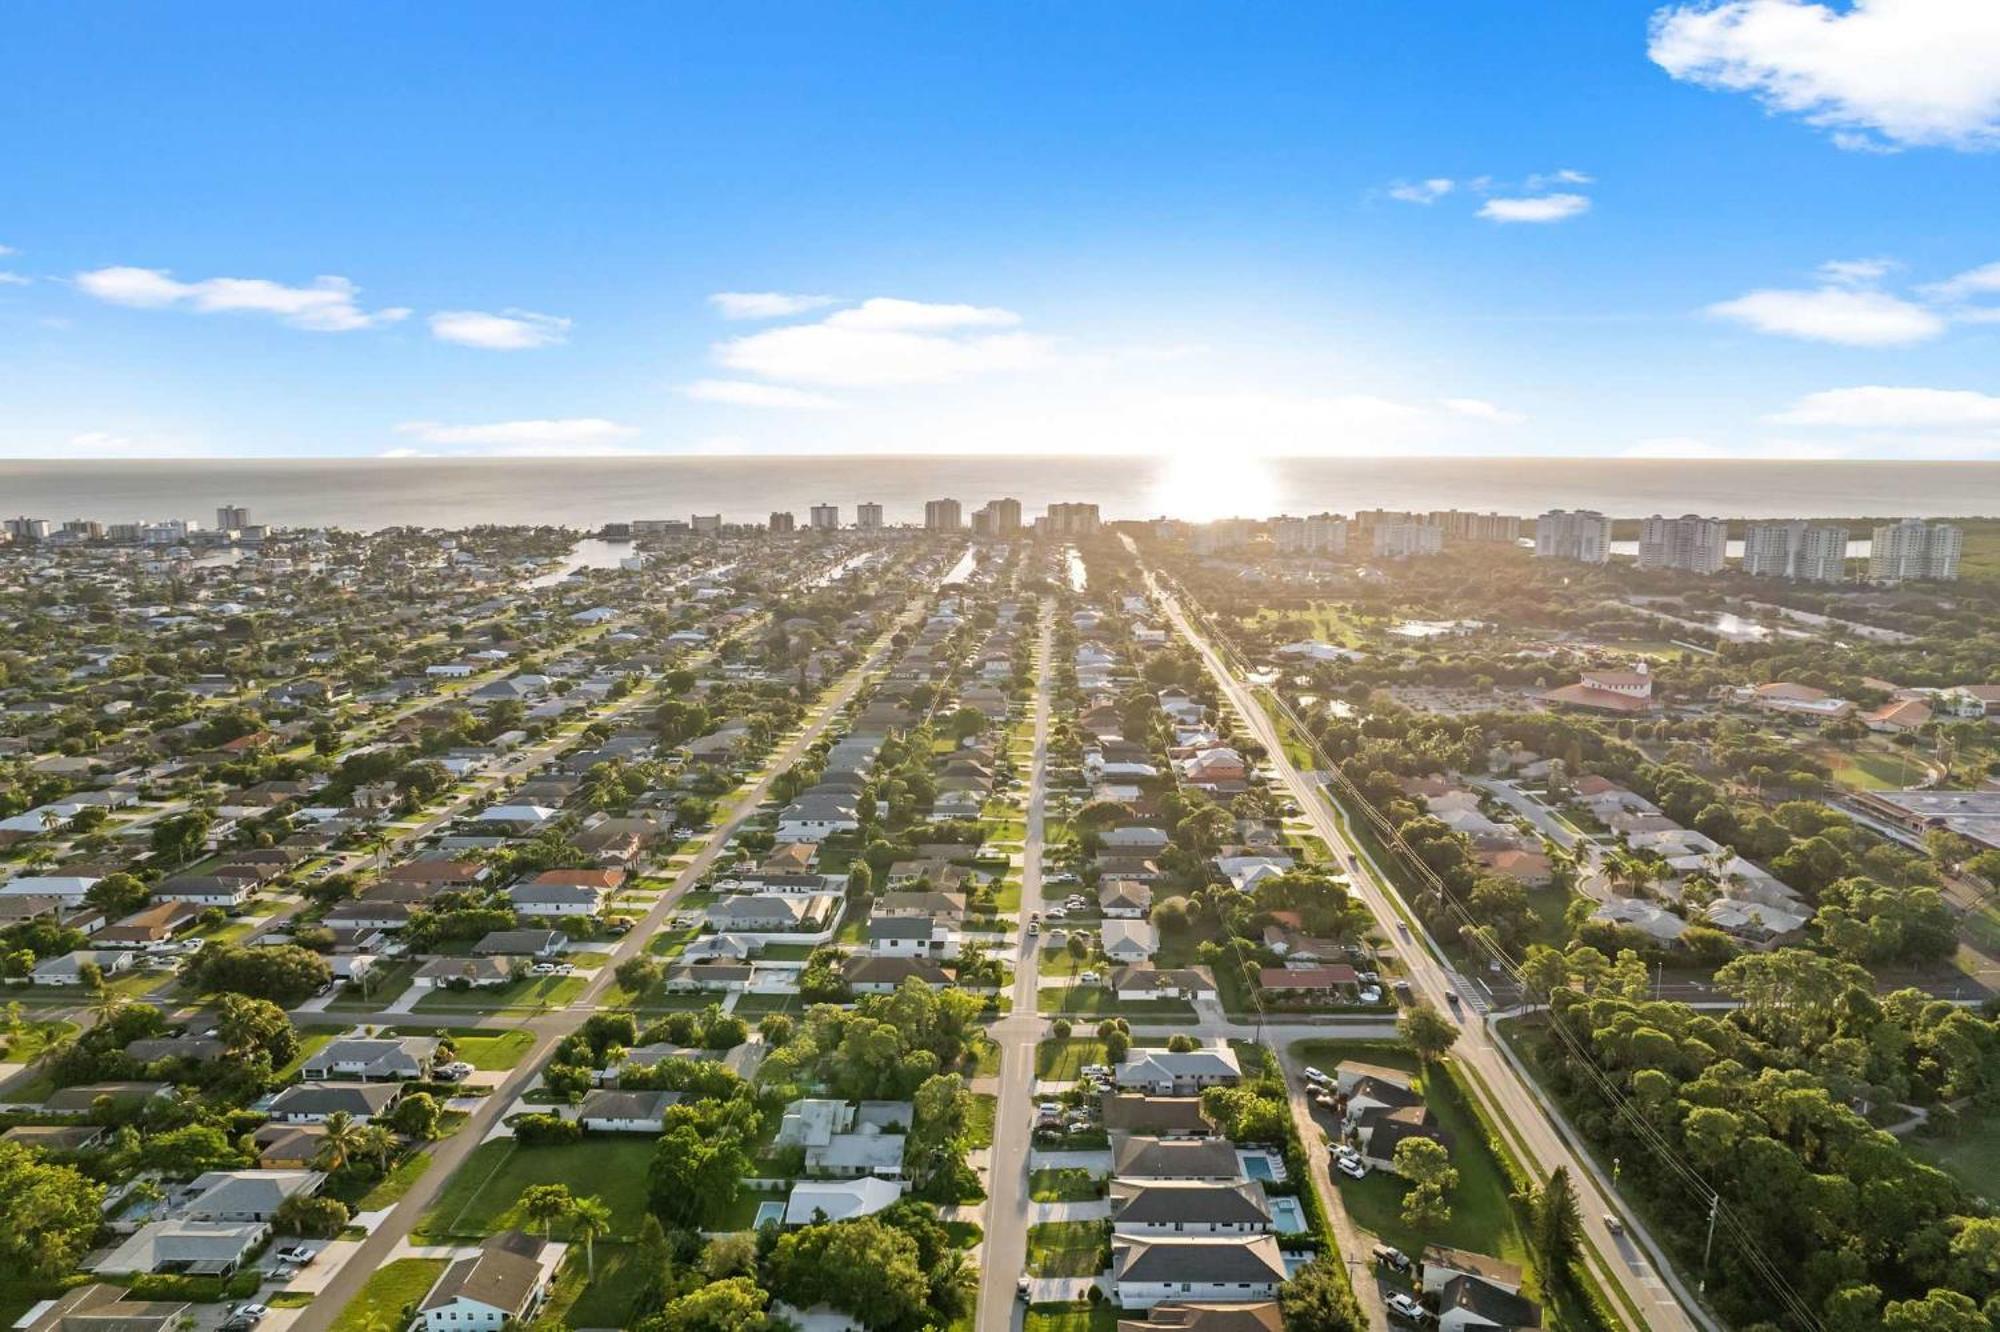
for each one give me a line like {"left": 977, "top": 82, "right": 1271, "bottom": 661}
{"left": 1273, "top": 513, "right": 1347, "bottom": 555}
{"left": 1870, "top": 518, "right": 1962, "bottom": 582}
{"left": 1533, "top": 509, "right": 1611, "bottom": 564}
{"left": 924, "top": 498, "right": 962, "bottom": 531}
{"left": 1637, "top": 514, "right": 1727, "bottom": 575}
{"left": 1742, "top": 521, "right": 1848, "bottom": 582}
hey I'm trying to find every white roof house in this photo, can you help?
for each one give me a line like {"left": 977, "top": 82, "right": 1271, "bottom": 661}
{"left": 1101, "top": 919, "right": 1160, "bottom": 963}
{"left": 784, "top": 1176, "right": 904, "bottom": 1225}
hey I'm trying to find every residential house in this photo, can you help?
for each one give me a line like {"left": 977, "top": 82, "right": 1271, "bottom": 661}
{"left": 1100, "top": 879, "right": 1154, "bottom": 918}
{"left": 578, "top": 1089, "right": 680, "bottom": 1133}
{"left": 1102, "top": 919, "right": 1161, "bottom": 964}
{"left": 1117, "top": 1048, "right": 1242, "bottom": 1095}
{"left": 95, "top": 1221, "right": 269, "bottom": 1277}
{"left": 268, "top": 1082, "right": 403, "bottom": 1124}
{"left": 182, "top": 1169, "right": 324, "bottom": 1222}
{"left": 14, "top": 1284, "right": 189, "bottom": 1332}
{"left": 1110, "top": 1180, "right": 1275, "bottom": 1235}
{"left": 1111, "top": 1235, "right": 1287, "bottom": 1309}
{"left": 301, "top": 1036, "right": 439, "bottom": 1081}
{"left": 417, "top": 1232, "right": 560, "bottom": 1332}
{"left": 1111, "top": 1137, "right": 1244, "bottom": 1182}
{"left": 1110, "top": 966, "right": 1217, "bottom": 1003}
{"left": 1102, "top": 1094, "right": 1213, "bottom": 1139}
{"left": 414, "top": 956, "right": 519, "bottom": 989}
{"left": 784, "top": 1176, "right": 905, "bottom": 1225}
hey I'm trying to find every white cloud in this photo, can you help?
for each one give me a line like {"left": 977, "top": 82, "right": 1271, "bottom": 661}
{"left": 1922, "top": 258, "right": 2000, "bottom": 302}
{"left": 715, "top": 297, "right": 1048, "bottom": 388}
{"left": 1387, "top": 178, "right": 1456, "bottom": 204}
{"left": 1707, "top": 284, "right": 1944, "bottom": 345}
{"left": 427, "top": 308, "right": 571, "bottom": 350}
{"left": 1526, "top": 168, "right": 1595, "bottom": 188}
{"left": 1817, "top": 256, "right": 1897, "bottom": 285}
{"left": 1649, "top": 0, "right": 2000, "bottom": 151}
{"left": 708, "top": 291, "right": 839, "bottom": 320}
{"left": 0, "top": 243, "right": 14, "bottom": 256}
{"left": 0, "top": 272, "right": 29, "bottom": 286}
{"left": 56, "top": 431, "right": 206, "bottom": 458}
{"left": 393, "top": 418, "right": 640, "bottom": 449}
{"left": 74, "top": 266, "right": 409, "bottom": 331}
{"left": 1768, "top": 384, "right": 2000, "bottom": 428}
{"left": 1443, "top": 397, "right": 1527, "bottom": 424}
{"left": 1477, "top": 193, "right": 1592, "bottom": 223}
{"left": 822, "top": 298, "right": 1020, "bottom": 332}
{"left": 681, "top": 379, "right": 842, "bottom": 409}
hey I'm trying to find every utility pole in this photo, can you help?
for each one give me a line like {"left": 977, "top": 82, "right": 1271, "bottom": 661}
{"left": 1699, "top": 1192, "right": 1720, "bottom": 1295}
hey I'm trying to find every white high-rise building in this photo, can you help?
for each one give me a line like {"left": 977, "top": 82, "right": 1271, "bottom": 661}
{"left": 1428, "top": 510, "right": 1521, "bottom": 543}
{"left": 3, "top": 517, "right": 51, "bottom": 541}
{"left": 1870, "top": 518, "right": 1963, "bottom": 582}
{"left": 855, "top": 502, "right": 884, "bottom": 531}
{"left": 1044, "top": 502, "right": 1100, "bottom": 537}
{"left": 215, "top": 505, "right": 251, "bottom": 532}
{"left": 1533, "top": 509, "right": 1611, "bottom": 564}
{"left": 690, "top": 513, "right": 722, "bottom": 535}
{"left": 1742, "top": 521, "right": 1848, "bottom": 582}
{"left": 924, "top": 498, "right": 962, "bottom": 531}
{"left": 1371, "top": 519, "right": 1443, "bottom": 559}
{"left": 1273, "top": 513, "right": 1347, "bottom": 555}
{"left": 1637, "top": 514, "right": 1727, "bottom": 575}
{"left": 809, "top": 503, "right": 840, "bottom": 531}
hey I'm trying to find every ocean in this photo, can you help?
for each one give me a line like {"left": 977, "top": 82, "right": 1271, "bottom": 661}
{"left": 3, "top": 456, "right": 1999, "bottom": 531}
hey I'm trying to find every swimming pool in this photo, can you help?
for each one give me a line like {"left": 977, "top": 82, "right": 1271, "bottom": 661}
{"left": 753, "top": 1200, "right": 786, "bottom": 1229}
{"left": 1242, "top": 1155, "right": 1276, "bottom": 1180}
{"left": 1268, "top": 1196, "right": 1308, "bottom": 1233}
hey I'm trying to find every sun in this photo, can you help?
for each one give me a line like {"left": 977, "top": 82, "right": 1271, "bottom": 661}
{"left": 1146, "top": 452, "right": 1280, "bottom": 523}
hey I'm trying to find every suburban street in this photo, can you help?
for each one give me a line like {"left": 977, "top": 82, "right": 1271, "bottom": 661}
{"left": 1135, "top": 552, "right": 1715, "bottom": 1332}
{"left": 288, "top": 587, "right": 940, "bottom": 1332}
{"left": 975, "top": 596, "right": 1053, "bottom": 1332}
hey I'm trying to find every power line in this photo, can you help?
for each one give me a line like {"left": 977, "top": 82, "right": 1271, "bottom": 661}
{"left": 1162, "top": 575, "right": 1827, "bottom": 1332}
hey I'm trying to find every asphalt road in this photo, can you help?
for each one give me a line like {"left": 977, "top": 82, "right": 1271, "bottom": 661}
{"left": 1136, "top": 554, "right": 1715, "bottom": 1332}
{"left": 975, "top": 597, "right": 1053, "bottom": 1332}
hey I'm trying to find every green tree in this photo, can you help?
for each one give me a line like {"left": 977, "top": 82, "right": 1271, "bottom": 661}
{"left": 520, "top": 1183, "right": 575, "bottom": 1237}
{"left": 217, "top": 992, "right": 299, "bottom": 1067}
{"left": 1528, "top": 1166, "right": 1583, "bottom": 1275}
{"left": 1277, "top": 1254, "right": 1363, "bottom": 1332}
{"left": 650, "top": 1277, "right": 775, "bottom": 1332}
{"left": 570, "top": 1194, "right": 613, "bottom": 1277}
{"left": 1881, "top": 1289, "right": 1987, "bottom": 1332}
{"left": 1391, "top": 1137, "right": 1459, "bottom": 1196}
{"left": 149, "top": 810, "right": 213, "bottom": 865}
{"left": 389, "top": 1091, "right": 441, "bottom": 1140}
{"left": 769, "top": 1217, "right": 929, "bottom": 1331}
{"left": 0, "top": 1139, "right": 105, "bottom": 1276}
{"left": 85, "top": 872, "right": 149, "bottom": 917}
{"left": 1397, "top": 1001, "right": 1458, "bottom": 1069}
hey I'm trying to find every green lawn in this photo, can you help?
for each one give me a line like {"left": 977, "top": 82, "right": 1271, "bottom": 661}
{"left": 1030, "top": 1168, "right": 1105, "bottom": 1202}
{"left": 328, "top": 961, "right": 419, "bottom": 1011}
{"left": 417, "top": 1139, "right": 656, "bottom": 1242}
{"left": 1910, "top": 1109, "right": 2000, "bottom": 1202}
{"left": 1815, "top": 742, "right": 1927, "bottom": 792}
{"left": 1036, "top": 989, "right": 1195, "bottom": 1021}
{"left": 275, "top": 1030, "right": 337, "bottom": 1081}
{"left": 1025, "top": 1303, "right": 1120, "bottom": 1332}
{"left": 531, "top": 1244, "right": 638, "bottom": 1331}
{"left": 357, "top": 1149, "right": 434, "bottom": 1209}
{"left": 327, "top": 1259, "right": 447, "bottom": 1332}
{"left": 413, "top": 975, "right": 586, "bottom": 1013}
{"left": 648, "top": 926, "right": 702, "bottom": 957}
{"left": 1025, "top": 1220, "right": 1109, "bottom": 1277}
{"left": 1321, "top": 1059, "right": 1527, "bottom": 1268}
{"left": 966, "top": 1093, "right": 997, "bottom": 1148}
{"left": 1035, "top": 1038, "right": 1109, "bottom": 1080}
{"left": 398, "top": 1028, "right": 536, "bottom": 1070}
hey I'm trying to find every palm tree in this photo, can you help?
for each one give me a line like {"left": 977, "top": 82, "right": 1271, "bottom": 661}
{"left": 355, "top": 1124, "right": 397, "bottom": 1171}
{"left": 520, "top": 1184, "right": 575, "bottom": 1238}
{"left": 316, "top": 1111, "right": 363, "bottom": 1172}
{"left": 569, "top": 1195, "right": 613, "bottom": 1277}
{"left": 89, "top": 988, "right": 130, "bottom": 1026}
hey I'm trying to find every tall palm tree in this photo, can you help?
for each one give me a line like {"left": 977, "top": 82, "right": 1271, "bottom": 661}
{"left": 569, "top": 1196, "right": 613, "bottom": 1277}
{"left": 316, "top": 1111, "right": 363, "bottom": 1172}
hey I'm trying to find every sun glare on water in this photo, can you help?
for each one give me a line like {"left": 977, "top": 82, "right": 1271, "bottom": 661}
{"left": 1146, "top": 451, "right": 1280, "bottom": 523}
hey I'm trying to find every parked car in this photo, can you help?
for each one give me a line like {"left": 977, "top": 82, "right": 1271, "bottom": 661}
{"left": 1303, "top": 1066, "right": 1330, "bottom": 1086}
{"left": 1385, "top": 1292, "right": 1430, "bottom": 1324}
{"left": 1336, "top": 1155, "right": 1368, "bottom": 1180}
{"left": 274, "top": 1246, "right": 314, "bottom": 1265}
{"left": 530, "top": 962, "right": 575, "bottom": 976}
{"left": 433, "top": 1061, "right": 475, "bottom": 1082}
{"left": 1027, "top": 922, "right": 1040, "bottom": 936}
{"left": 1358, "top": 986, "right": 1383, "bottom": 1004}
{"left": 1372, "top": 1245, "right": 1411, "bottom": 1272}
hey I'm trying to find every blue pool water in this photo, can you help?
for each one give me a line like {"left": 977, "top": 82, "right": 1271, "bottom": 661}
{"left": 1268, "top": 1196, "right": 1308, "bottom": 1233}
{"left": 753, "top": 1200, "right": 786, "bottom": 1229}
{"left": 1242, "top": 1155, "right": 1276, "bottom": 1180}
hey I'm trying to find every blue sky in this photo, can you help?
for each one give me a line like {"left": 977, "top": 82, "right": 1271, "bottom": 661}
{"left": 6, "top": 0, "right": 2000, "bottom": 461}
